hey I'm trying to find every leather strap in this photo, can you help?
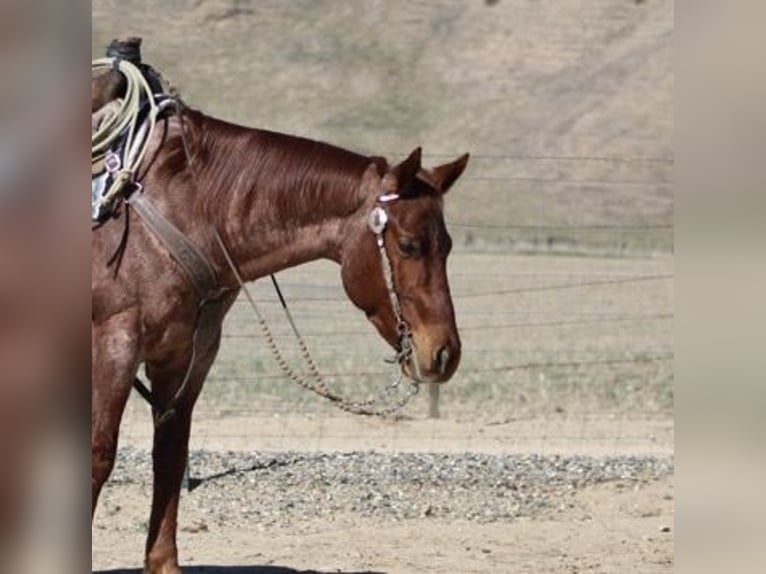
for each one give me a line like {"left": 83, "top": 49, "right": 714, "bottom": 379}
{"left": 126, "top": 191, "right": 218, "bottom": 298}
{"left": 126, "top": 191, "right": 223, "bottom": 425}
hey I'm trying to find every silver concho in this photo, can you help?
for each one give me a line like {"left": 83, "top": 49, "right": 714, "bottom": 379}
{"left": 368, "top": 206, "right": 389, "bottom": 234}
{"left": 105, "top": 151, "right": 122, "bottom": 174}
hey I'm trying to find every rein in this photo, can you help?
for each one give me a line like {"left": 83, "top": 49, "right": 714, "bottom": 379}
{"left": 211, "top": 194, "right": 421, "bottom": 417}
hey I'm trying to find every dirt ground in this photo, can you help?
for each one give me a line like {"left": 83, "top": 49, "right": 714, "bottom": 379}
{"left": 94, "top": 482, "right": 673, "bottom": 574}
{"left": 93, "top": 250, "right": 673, "bottom": 573}
{"left": 92, "top": 414, "right": 673, "bottom": 574}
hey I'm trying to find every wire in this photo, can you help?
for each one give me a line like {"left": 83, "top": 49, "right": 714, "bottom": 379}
{"left": 206, "top": 352, "right": 672, "bottom": 383}
{"left": 448, "top": 222, "right": 672, "bottom": 231}
{"left": 383, "top": 152, "right": 674, "bottom": 164}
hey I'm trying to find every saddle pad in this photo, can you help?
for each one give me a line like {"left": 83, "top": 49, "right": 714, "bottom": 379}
{"left": 92, "top": 170, "right": 112, "bottom": 222}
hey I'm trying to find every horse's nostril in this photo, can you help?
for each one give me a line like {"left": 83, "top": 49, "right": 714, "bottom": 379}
{"left": 434, "top": 346, "right": 451, "bottom": 375}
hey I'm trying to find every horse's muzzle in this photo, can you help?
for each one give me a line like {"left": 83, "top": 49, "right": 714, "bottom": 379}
{"left": 403, "top": 338, "right": 460, "bottom": 384}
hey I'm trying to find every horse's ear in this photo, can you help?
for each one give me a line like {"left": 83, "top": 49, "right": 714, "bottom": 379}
{"left": 430, "top": 153, "right": 470, "bottom": 194}
{"left": 385, "top": 147, "right": 422, "bottom": 190}
{"left": 359, "top": 162, "right": 385, "bottom": 202}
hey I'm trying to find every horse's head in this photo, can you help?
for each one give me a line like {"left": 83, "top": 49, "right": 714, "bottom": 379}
{"left": 341, "top": 148, "right": 469, "bottom": 384}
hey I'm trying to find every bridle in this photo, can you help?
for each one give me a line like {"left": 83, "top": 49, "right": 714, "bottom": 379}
{"left": 368, "top": 193, "right": 420, "bottom": 380}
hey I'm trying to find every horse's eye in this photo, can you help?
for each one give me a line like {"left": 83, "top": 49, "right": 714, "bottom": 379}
{"left": 397, "top": 238, "right": 422, "bottom": 258}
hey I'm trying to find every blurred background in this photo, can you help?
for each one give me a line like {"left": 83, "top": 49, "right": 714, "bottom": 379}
{"left": 1, "top": 1, "right": 88, "bottom": 572}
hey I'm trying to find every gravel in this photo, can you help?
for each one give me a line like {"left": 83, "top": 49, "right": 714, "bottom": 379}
{"left": 107, "top": 447, "right": 673, "bottom": 528}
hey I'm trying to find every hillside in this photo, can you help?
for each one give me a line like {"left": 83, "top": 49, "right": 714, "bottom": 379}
{"left": 92, "top": 0, "right": 673, "bottom": 254}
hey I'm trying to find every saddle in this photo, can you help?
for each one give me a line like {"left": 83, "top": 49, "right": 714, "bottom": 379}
{"left": 91, "top": 38, "right": 171, "bottom": 225}
{"left": 91, "top": 95, "right": 167, "bottom": 223}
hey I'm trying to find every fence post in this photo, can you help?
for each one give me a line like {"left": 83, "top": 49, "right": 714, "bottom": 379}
{"left": 182, "top": 461, "right": 190, "bottom": 492}
{"left": 428, "top": 383, "right": 440, "bottom": 419}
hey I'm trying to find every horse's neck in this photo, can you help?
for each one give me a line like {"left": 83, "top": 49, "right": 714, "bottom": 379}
{"left": 223, "top": 209, "right": 348, "bottom": 282}
{"left": 197, "top": 119, "right": 373, "bottom": 281}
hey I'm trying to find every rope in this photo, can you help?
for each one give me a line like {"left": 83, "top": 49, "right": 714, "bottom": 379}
{"left": 92, "top": 57, "right": 158, "bottom": 160}
{"left": 91, "top": 57, "right": 165, "bottom": 211}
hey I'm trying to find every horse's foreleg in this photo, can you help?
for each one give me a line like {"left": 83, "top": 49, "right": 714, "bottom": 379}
{"left": 91, "top": 312, "right": 141, "bottom": 518}
{"left": 143, "top": 331, "right": 220, "bottom": 574}
{"left": 143, "top": 403, "right": 194, "bottom": 574}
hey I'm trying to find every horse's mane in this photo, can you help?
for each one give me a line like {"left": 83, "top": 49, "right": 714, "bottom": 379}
{"left": 164, "top": 109, "right": 387, "bottom": 226}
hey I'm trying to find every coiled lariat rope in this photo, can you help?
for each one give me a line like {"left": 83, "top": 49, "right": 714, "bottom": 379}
{"left": 92, "top": 57, "right": 159, "bottom": 160}
{"left": 92, "top": 57, "right": 165, "bottom": 210}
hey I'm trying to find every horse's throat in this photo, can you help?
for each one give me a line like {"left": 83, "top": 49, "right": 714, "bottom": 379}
{"left": 233, "top": 217, "right": 345, "bottom": 282}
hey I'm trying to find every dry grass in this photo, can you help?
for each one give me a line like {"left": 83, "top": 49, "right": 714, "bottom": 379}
{"left": 120, "top": 250, "right": 674, "bottom": 426}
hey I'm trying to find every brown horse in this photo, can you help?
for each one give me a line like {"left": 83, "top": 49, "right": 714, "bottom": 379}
{"left": 92, "top": 107, "right": 468, "bottom": 573}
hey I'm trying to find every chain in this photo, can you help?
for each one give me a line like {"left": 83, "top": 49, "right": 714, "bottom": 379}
{"left": 213, "top": 230, "right": 419, "bottom": 417}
